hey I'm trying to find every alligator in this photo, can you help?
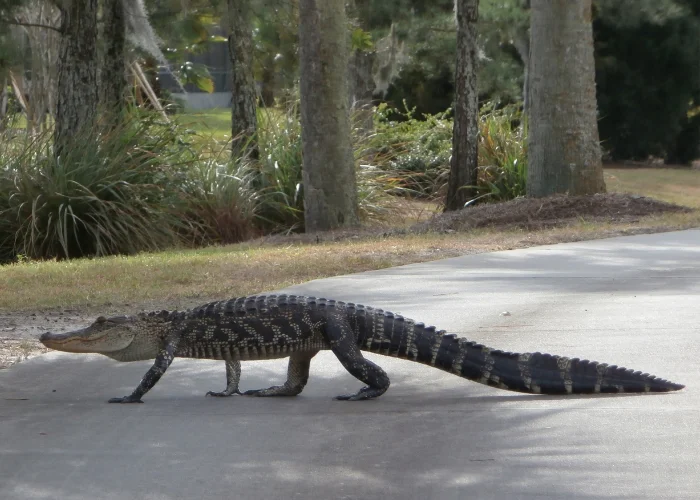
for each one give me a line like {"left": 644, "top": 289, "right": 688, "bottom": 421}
{"left": 39, "top": 294, "right": 684, "bottom": 403}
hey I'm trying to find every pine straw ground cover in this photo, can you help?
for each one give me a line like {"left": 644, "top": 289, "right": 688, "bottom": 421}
{"left": 1, "top": 191, "right": 698, "bottom": 369}
{"left": 412, "top": 192, "right": 692, "bottom": 232}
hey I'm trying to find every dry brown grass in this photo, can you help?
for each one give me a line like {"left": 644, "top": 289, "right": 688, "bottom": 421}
{"left": 605, "top": 167, "right": 700, "bottom": 208}
{"left": 1, "top": 208, "right": 698, "bottom": 312}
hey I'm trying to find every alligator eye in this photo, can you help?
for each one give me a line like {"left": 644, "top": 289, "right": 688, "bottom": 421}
{"left": 96, "top": 316, "right": 107, "bottom": 323}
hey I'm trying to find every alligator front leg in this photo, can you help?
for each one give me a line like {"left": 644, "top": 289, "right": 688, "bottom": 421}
{"left": 243, "top": 351, "right": 319, "bottom": 397}
{"left": 108, "top": 340, "right": 178, "bottom": 403}
{"left": 206, "top": 360, "right": 242, "bottom": 397}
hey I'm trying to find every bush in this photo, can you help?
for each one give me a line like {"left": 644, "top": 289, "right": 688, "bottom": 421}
{"left": 476, "top": 103, "right": 527, "bottom": 202}
{"left": 594, "top": 3, "right": 700, "bottom": 161}
{"left": 372, "top": 102, "right": 528, "bottom": 203}
{"left": 0, "top": 117, "right": 201, "bottom": 262}
{"left": 252, "top": 106, "right": 306, "bottom": 232}
{"left": 371, "top": 103, "right": 453, "bottom": 196}
{"left": 180, "top": 147, "right": 259, "bottom": 245}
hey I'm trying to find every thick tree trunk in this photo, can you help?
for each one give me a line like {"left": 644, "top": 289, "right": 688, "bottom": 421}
{"left": 100, "top": 0, "right": 126, "bottom": 121}
{"left": 229, "top": 0, "right": 258, "bottom": 159}
{"left": 445, "top": 0, "right": 479, "bottom": 212}
{"left": 299, "top": 0, "right": 358, "bottom": 231}
{"left": 527, "top": 0, "right": 605, "bottom": 197}
{"left": 54, "top": 0, "right": 99, "bottom": 156}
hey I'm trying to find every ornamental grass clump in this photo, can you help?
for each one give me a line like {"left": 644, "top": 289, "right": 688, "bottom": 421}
{"left": 0, "top": 117, "right": 196, "bottom": 262}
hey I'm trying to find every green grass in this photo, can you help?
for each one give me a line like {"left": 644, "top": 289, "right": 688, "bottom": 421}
{"left": 605, "top": 167, "right": 700, "bottom": 208}
{"left": 175, "top": 108, "right": 231, "bottom": 141}
{"left": 174, "top": 108, "right": 287, "bottom": 143}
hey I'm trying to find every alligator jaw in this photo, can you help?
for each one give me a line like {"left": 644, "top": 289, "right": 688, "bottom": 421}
{"left": 40, "top": 329, "right": 134, "bottom": 354}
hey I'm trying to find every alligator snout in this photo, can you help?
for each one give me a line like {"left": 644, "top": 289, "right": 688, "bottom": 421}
{"left": 39, "top": 331, "right": 66, "bottom": 345}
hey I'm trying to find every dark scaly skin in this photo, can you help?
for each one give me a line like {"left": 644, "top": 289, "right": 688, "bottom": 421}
{"left": 39, "top": 295, "right": 685, "bottom": 403}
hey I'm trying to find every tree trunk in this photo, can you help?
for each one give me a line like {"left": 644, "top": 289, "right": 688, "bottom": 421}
{"left": 445, "top": 0, "right": 479, "bottom": 211}
{"left": 229, "top": 0, "right": 258, "bottom": 159}
{"left": 299, "top": 0, "right": 358, "bottom": 231}
{"left": 100, "top": 0, "right": 126, "bottom": 122}
{"left": 527, "top": 0, "right": 605, "bottom": 197}
{"left": 259, "top": 59, "right": 275, "bottom": 107}
{"left": 54, "top": 0, "right": 99, "bottom": 156}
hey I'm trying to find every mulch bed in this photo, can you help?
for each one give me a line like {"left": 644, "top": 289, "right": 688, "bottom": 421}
{"left": 256, "top": 193, "right": 693, "bottom": 245}
{"left": 412, "top": 193, "right": 692, "bottom": 233}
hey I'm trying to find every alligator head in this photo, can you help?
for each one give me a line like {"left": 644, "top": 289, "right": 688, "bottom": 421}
{"left": 40, "top": 314, "right": 165, "bottom": 361}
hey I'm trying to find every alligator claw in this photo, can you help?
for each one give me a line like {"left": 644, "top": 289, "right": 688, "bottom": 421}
{"left": 334, "top": 386, "right": 384, "bottom": 401}
{"left": 205, "top": 390, "right": 241, "bottom": 397}
{"left": 242, "top": 386, "right": 301, "bottom": 397}
{"left": 108, "top": 396, "right": 144, "bottom": 404}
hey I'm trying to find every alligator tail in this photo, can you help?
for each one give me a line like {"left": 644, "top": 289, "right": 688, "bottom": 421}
{"left": 360, "top": 310, "right": 684, "bottom": 394}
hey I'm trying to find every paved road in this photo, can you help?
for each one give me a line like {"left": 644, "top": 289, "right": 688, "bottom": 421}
{"left": 1, "top": 230, "right": 699, "bottom": 499}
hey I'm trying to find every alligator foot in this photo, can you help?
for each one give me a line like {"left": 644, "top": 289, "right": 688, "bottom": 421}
{"left": 334, "top": 386, "right": 386, "bottom": 401}
{"left": 108, "top": 395, "right": 144, "bottom": 404}
{"left": 242, "top": 385, "right": 301, "bottom": 397}
{"left": 205, "top": 389, "right": 242, "bottom": 397}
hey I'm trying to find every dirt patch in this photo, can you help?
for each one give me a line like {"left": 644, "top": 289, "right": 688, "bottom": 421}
{"left": 0, "top": 338, "right": 50, "bottom": 369}
{"left": 0, "top": 310, "right": 92, "bottom": 369}
{"left": 411, "top": 193, "right": 691, "bottom": 233}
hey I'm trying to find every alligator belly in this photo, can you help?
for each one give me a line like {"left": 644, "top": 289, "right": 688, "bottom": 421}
{"left": 178, "top": 339, "right": 330, "bottom": 360}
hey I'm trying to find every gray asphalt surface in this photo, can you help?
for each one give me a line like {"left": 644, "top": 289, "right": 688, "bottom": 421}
{"left": 1, "top": 229, "right": 698, "bottom": 499}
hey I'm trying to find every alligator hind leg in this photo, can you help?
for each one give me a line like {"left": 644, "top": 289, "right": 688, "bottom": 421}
{"left": 325, "top": 316, "right": 390, "bottom": 401}
{"left": 243, "top": 350, "right": 319, "bottom": 397}
{"left": 206, "top": 360, "right": 242, "bottom": 397}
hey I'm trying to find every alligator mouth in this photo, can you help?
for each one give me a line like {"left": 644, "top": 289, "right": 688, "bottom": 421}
{"left": 39, "top": 330, "right": 133, "bottom": 353}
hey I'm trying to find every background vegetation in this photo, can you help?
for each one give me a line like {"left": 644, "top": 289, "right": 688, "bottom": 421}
{"left": 1, "top": 0, "right": 699, "bottom": 264}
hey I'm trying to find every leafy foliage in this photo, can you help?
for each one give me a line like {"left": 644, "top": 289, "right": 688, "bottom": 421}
{"left": 0, "top": 117, "right": 195, "bottom": 262}
{"left": 371, "top": 102, "right": 528, "bottom": 203}
{"left": 476, "top": 103, "right": 527, "bottom": 202}
{"left": 252, "top": 106, "right": 306, "bottom": 232}
{"left": 371, "top": 103, "right": 453, "bottom": 196}
{"left": 356, "top": 0, "right": 525, "bottom": 115}
{"left": 0, "top": 104, "right": 407, "bottom": 262}
{"left": 181, "top": 147, "right": 259, "bottom": 244}
{"left": 594, "top": 0, "right": 700, "bottom": 162}
{"left": 146, "top": 0, "right": 227, "bottom": 92}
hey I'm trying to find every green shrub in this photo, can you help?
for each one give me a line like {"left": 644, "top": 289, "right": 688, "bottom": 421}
{"left": 475, "top": 103, "right": 527, "bottom": 202}
{"left": 253, "top": 106, "right": 306, "bottom": 232}
{"left": 371, "top": 102, "right": 527, "bottom": 203}
{"left": 371, "top": 103, "right": 453, "bottom": 196}
{"left": 0, "top": 104, "right": 419, "bottom": 263}
{"left": 0, "top": 117, "right": 198, "bottom": 262}
{"left": 180, "top": 146, "right": 259, "bottom": 245}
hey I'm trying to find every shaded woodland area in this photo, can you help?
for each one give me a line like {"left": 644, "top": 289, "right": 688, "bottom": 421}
{"left": 0, "top": 0, "right": 698, "bottom": 262}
